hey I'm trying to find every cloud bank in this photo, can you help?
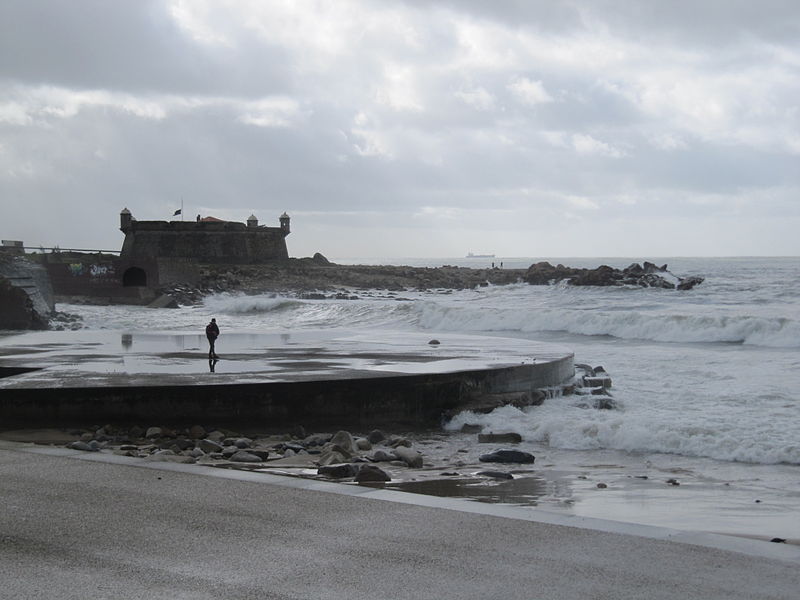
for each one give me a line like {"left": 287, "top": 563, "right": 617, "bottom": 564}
{"left": 1, "top": 0, "right": 798, "bottom": 257}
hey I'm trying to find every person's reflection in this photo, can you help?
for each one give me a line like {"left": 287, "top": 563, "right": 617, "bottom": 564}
{"left": 121, "top": 333, "right": 133, "bottom": 351}
{"left": 208, "top": 358, "right": 218, "bottom": 372}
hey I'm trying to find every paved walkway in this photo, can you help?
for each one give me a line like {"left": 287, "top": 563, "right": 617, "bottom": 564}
{"left": 1, "top": 442, "right": 797, "bottom": 599}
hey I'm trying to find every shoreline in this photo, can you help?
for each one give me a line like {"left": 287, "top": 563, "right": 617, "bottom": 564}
{"left": 2, "top": 426, "right": 797, "bottom": 547}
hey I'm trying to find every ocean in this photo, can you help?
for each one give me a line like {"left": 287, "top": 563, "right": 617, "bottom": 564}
{"left": 57, "top": 256, "right": 800, "bottom": 538}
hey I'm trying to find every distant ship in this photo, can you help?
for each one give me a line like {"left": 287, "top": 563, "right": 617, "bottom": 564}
{"left": 466, "top": 252, "right": 495, "bottom": 258}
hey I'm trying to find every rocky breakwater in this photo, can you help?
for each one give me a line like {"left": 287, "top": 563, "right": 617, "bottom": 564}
{"left": 0, "top": 254, "right": 55, "bottom": 329}
{"left": 525, "top": 261, "right": 704, "bottom": 290}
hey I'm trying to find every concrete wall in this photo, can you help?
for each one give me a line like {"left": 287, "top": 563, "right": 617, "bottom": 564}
{"left": 43, "top": 255, "right": 200, "bottom": 303}
{"left": 0, "top": 255, "right": 54, "bottom": 329}
{"left": 0, "top": 360, "right": 573, "bottom": 429}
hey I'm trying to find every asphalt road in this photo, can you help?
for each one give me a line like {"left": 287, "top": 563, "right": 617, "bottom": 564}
{"left": 1, "top": 444, "right": 797, "bottom": 600}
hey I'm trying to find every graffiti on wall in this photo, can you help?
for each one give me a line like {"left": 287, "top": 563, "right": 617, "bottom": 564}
{"left": 68, "top": 263, "right": 116, "bottom": 278}
{"left": 90, "top": 264, "right": 114, "bottom": 278}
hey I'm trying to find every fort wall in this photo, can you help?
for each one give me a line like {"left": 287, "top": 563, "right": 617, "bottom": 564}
{"left": 120, "top": 214, "right": 290, "bottom": 264}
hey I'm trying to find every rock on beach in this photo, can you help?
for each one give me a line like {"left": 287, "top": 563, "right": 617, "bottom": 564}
{"left": 478, "top": 449, "right": 535, "bottom": 464}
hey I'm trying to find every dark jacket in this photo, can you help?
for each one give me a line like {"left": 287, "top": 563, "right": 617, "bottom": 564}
{"left": 206, "top": 322, "right": 219, "bottom": 339}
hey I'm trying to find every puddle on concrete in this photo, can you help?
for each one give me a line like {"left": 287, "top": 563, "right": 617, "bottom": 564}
{"left": 386, "top": 475, "right": 550, "bottom": 506}
{"left": 0, "top": 366, "right": 42, "bottom": 379}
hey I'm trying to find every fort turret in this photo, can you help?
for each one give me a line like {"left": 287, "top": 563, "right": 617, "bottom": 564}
{"left": 280, "top": 212, "right": 291, "bottom": 234}
{"left": 120, "top": 208, "right": 132, "bottom": 232}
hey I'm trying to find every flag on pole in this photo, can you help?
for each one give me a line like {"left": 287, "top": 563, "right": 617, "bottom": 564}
{"left": 173, "top": 209, "right": 182, "bottom": 216}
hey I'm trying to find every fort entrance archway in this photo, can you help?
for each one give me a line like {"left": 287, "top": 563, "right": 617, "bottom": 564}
{"left": 122, "top": 267, "right": 147, "bottom": 287}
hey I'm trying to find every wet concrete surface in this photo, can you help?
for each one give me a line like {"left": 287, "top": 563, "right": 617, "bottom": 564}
{"left": 0, "top": 329, "right": 573, "bottom": 387}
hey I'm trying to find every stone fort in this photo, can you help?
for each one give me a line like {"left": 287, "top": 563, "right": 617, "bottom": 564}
{"left": 119, "top": 208, "right": 290, "bottom": 263}
{"left": 36, "top": 209, "right": 292, "bottom": 304}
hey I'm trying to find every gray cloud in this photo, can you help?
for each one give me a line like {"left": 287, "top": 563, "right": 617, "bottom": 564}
{"left": 1, "top": 0, "right": 798, "bottom": 257}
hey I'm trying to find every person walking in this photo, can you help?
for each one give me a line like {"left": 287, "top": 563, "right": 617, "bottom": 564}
{"left": 205, "top": 318, "right": 220, "bottom": 358}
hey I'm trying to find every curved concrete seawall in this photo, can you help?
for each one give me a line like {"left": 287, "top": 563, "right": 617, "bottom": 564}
{"left": 0, "top": 330, "right": 573, "bottom": 429}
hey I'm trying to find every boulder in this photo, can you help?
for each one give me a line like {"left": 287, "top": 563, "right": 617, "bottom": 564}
{"left": 145, "top": 427, "right": 163, "bottom": 439}
{"left": 205, "top": 430, "right": 225, "bottom": 443}
{"left": 221, "top": 446, "right": 239, "bottom": 458}
{"left": 366, "top": 430, "right": 386, "bottom": 444}
{"left": 369, "top": 449, "right": 396, "bottom": 462}
{"left": 188, "top": 425, "right": 206, "bottom": 439}
{"left": 355, "top": 465, "right": 391, "bottom": 482}
{"left": 170, "top": 438, "right": 194, "bottom": 451}
{"left": 304, "top": 433, "right": 332, "bottom": 447}
{"left": 197, "top": 439, "right": 224, "bottom": 453}
{"left": 317, "top": 446, "right": 351, "bottom": 466}
{"left": 355, "top": 438, "right": 372, "bottom": 451}
{"left": 677, "top": 276, "right": 704, "bottom": 290}
{"left": 329, "top": 430, "right": 356, "bottom": 454}
{"left": 388, "top": 436, "right": 412, "bottom": 448}
{"left": 230, "top": 451, "right": 263, "bottom": 463}
{"left": 479, "top": 449, "right": 535, "bottom": 464}
{"left": 318, "top": 464, "right": 358, "bottom": 478}
{"left": 477, "top": 433, "right": 522, "bottom": 444}
{"left": 393, "top": 446, "right": 423, "bottom": 468}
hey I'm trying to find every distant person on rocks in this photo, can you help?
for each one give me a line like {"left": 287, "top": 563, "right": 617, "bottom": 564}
{"left": 206, "top": 318, "right": 220, "bottom": 358}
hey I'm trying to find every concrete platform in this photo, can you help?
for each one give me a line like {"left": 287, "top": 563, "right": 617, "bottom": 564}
{"left": 0, "top": 329, "right": 573, "bottom": 428}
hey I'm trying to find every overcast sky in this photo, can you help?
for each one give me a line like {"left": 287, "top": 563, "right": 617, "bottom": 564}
{"left": 1, "top": 1, "right": 799, "bottom": 258}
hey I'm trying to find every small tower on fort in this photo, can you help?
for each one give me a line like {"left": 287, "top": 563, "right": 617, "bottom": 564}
{"left": 280, "top": 212, "right": 291, "bottom": 234}
{"left": 120, "top": 208, "right": 132, "bottom": 232}
{"left": 247, "top": 214, "right": 258, "bottom": 228}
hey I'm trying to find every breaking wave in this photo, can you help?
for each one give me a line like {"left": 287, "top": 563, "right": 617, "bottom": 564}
{"left": 445, "top": 404, "right": 800, "bottom": 465}
{"left": 413, "top": 301, "right": 800, "bottom": 348}
{"left": 203, "top": 294, "right": 303, "bottom": 315}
